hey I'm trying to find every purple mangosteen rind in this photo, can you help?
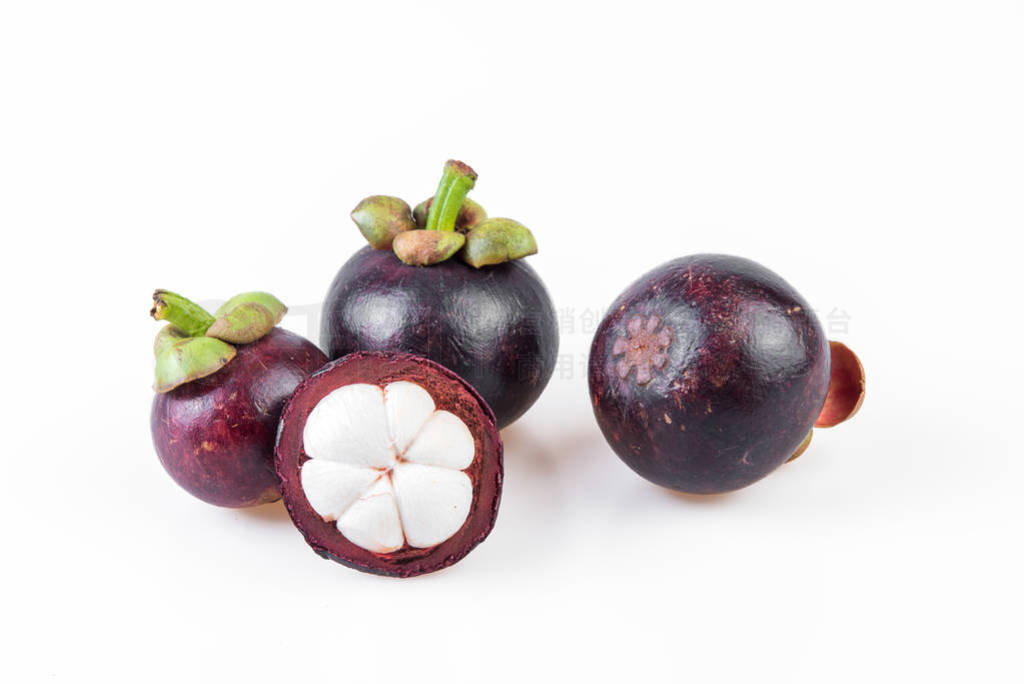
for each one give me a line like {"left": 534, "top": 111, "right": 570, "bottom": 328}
{"left": 321, "top": 245, "right": 558, "bottom": 428}
{"left": 152, "top": 327, "right": 328, "bottom": 507}
{"left": 150, "top": 290, "right": 329, "bottom": 507}
{"left": 274, "top": 351, "right": 503, "bottom": 578}
{"left": 331, "top": 160, "right": 557, "bottom": 427}
{"left": 589, "top": 254, "right": 840, "bottom": 494}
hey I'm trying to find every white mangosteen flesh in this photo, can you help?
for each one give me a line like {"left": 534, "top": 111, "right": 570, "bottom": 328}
{"left": 300, "top": 381, "right": 475, "bottom": 553}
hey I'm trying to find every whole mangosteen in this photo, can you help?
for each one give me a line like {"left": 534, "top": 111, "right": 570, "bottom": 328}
{"left": 588, "top": 254, "right": 864, "bottom": 494}
{"left": 150, "top": 290, "right": 327, "bottom": 507}
{"left": 321, "top": 160, "right": 558, "bottom": 428}
{"left": 275, "top": 351, "right": 502, "bottom": 577}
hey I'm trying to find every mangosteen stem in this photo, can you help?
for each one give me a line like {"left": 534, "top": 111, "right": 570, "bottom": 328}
{"left": 151, "top": 290, "right": 215, "bottom": 337}
{"left": 424, "top": 160, "right": 478, "bottom": 232}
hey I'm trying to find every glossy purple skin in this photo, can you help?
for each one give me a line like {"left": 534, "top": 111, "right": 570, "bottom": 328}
{"left": 588, "top": 254, "right": 830, "bottom": 494}
{"left": 151, "top": 328, "right": 328, "bottom": 507}
{"left": 321, "top": 246, "right": 558, "bottom": 428}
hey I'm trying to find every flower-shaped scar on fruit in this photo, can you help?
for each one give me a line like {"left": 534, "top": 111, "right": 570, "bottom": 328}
{"left": 276, "top": 351, "right": 502, "bottom": 577}
{"left": 588, "top": 254, "right": 866, "bottom": 495}
{"left": 149, "top": 290, "right": 327, "bottom": 507}
{"left": 320, "top": 160, "right": 559, "bottom": 428}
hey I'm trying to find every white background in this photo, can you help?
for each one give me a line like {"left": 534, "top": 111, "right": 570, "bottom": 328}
{"left": 2, "top": 1, "right": 1021, "bottom": 682}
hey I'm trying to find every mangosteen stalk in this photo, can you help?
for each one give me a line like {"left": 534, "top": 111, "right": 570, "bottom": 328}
{"left": 424, "top": 160, "right": 478, "bottom": 233}
{"left": 151, "top": 290, "right": 215, "bottom": 336}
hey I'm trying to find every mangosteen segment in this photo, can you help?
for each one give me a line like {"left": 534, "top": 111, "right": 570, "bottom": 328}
{"left": 276, "top": 351, "right": 503, "bottom": 577}
{"left": 402, "top": 410, "right": 474, "bottom": 468}
{"left": 299, "top": 460, "right": 380, "bottom": 522}
{"left": 386, "top": 381, "right": 437, "bottom": 452}
{"left": 302, "top": 384, "right": 394, "bottom": 467}
{"left": 336, "top": 478, "right": 404, "bottom": 553}
{"left": 392, "top": 463, "right": 472, "bottom": 548}
{"left": 299, "top": 380, "right": 477, "bottom": 552}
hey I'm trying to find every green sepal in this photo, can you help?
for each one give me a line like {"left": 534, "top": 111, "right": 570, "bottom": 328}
{"left": 393, "top": 229, "right": 466, "bottom": 266}
{"left": 154, "top": 336, "right": 237, "bottom": 393}
{"left": 351, "top": 195, "right": 416, "bottom": 249}
{"left": 214, "top": 292, "right": 287, "bottom": 324}
{"left": 206, "top": 302, "right": 276, "bottom": 344}
{"left": 461, "top": 218, "right": 538, "bottom": 268}
{"left": 413, "top": 197, "right": 487, "bottom": 232}
{"left": 154, "top": 324, "right": 188, "bottom": 357}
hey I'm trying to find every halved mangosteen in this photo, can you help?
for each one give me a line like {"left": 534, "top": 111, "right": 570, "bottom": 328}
{"left": 275, "top": 351, "right": 502, "bottom": 577}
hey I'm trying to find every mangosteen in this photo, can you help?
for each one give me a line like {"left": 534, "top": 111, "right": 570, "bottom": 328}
{"left": 275, "top": 351, "right": 502, "bottom": 577}
{"left": 150, "top": 290, "right": 327, "bottom": 507}
{"left": 322, "top": 160, "right": 558, "bottom": 428}
{"left": 588, "top": 254, "right": 865, "bottom": 494}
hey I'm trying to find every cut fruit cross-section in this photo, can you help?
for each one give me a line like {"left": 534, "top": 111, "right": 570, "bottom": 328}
{"left": 299, "top": 380, "right": 474, "bottom": 553}
{"left": 276, "top": 352, "right": 502, "bottom": 578}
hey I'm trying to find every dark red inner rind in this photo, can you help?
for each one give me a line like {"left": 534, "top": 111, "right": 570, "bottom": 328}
{"left": 815, "top": 341, "right": 865, "bottom": 428}
{"left": 275, "top": 351, "right": 503, "bottom": 578}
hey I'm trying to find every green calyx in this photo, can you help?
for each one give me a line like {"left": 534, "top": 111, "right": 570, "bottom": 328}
{"left": 393, "top": 229, "right": 466, "bottom": 266}
{"left": 349, "top": 160, "right": 539, "bottom": 267}
{"left": 214, "top": 291, "right": 287, "bottom": 324}
{"left": 154, "top": 336, "right": 237, "bottom": 393}
{"left": 413, "top": 196, "right": 487, "bottom": 232}
{"left": 207, "top": 302, "right": 276, "bottom": 344}
{"left": 150, "top": 290, "right": 286, "bottom": 393}
{"left": 351, "top": 195, "right": 417, "bottom": 250}
{"left": 461, "top": 218, "right": 538, "bottom": 268}
{"left": 154, "top": 324, "right": 188, "bottom": 356}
